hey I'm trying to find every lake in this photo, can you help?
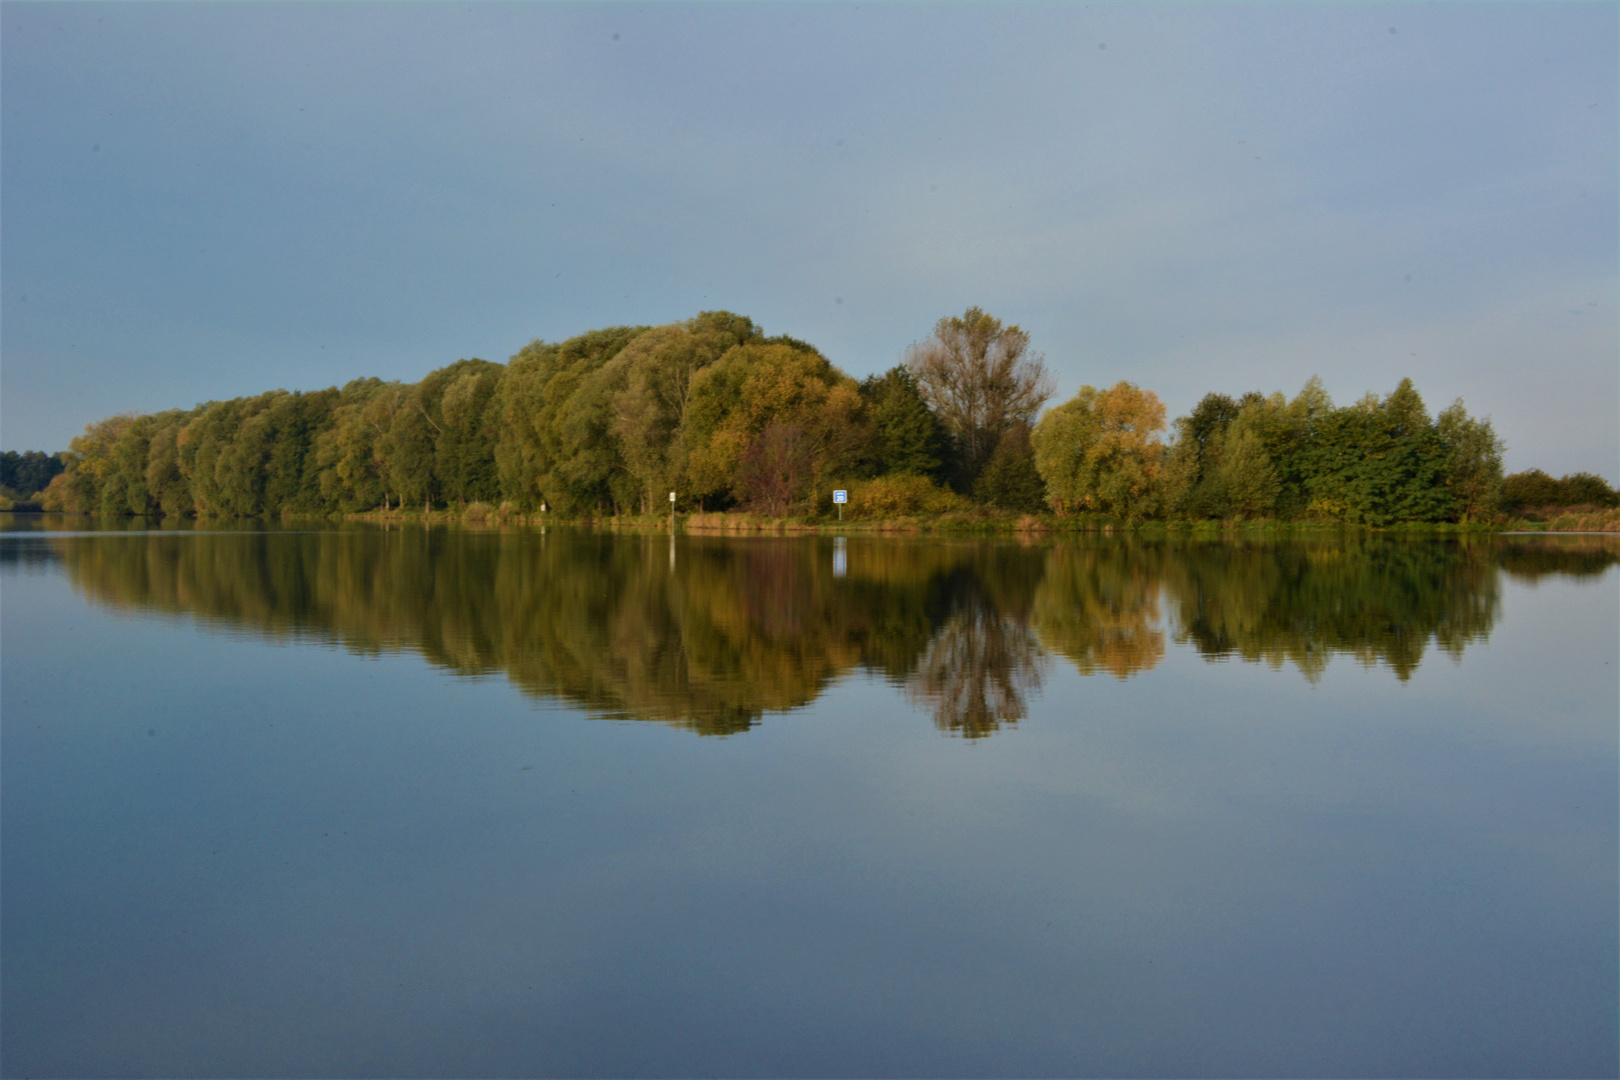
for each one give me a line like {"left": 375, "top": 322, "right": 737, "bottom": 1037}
{"left": 2, "top": 521, "right": 1615, "bottom": 1077}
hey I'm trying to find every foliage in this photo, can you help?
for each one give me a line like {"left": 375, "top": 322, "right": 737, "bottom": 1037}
{"left": 1158, "top": 377, "right": 1500, "bottom": 527}
{"left": 0, "top": 451, "right": 65, "bottom": 497}
{"left": 494, "top": 325, "right": 650, "bottom": 513}
{"left": 845, "top": 473, "right": 970, "bottom": 518}
{"left": 972, "top": 423, "right": 1046, "bottom": 512}
{"left": 37, "top": 309, "right": 1550, "bottom": 528}
{"left": 1031, "top": 381, "right": 1167, "bottom": 520}
{"left": 1559, "top": 473, "right": 1620, "bottom": 507}
{"left": 1501, "top": 469, "right": 1618, "bottom": 512}
{"left": 1297, "top": 380, "right": 1455, "bottom": 525}
{"left": 1436, "top": 400, "right": 1504, "bottom": 521}
{"left": 684, "top": 341, "right": 865, "bottom": 512}
{"left": 1167, "top": 384, "right": 1326, "bottom": 520}
{"left": 858, "top": 365, "right": 951, "bottom": 480}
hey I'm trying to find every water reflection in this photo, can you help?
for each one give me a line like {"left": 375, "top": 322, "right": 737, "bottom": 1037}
{"left": 13, "top": 524, "right": 1616, "bottom": 735}
{"left": 1033, "top": 541, "right": 1167, "bottom": 679}
{"left": 1161, "top": 538, "right": 1502, "bottom": 680}
{"left": 904, "top": 548, "right": 1049, "bottom": 737}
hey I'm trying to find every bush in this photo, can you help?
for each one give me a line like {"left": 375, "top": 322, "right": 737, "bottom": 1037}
{"left": 1560, "top": 472, "right": 1620, "bottom": 508}
{"left": 1502, "top": 470, "right": 1619, "bottom": 512}
{"left": 846, "top": 474, "right": 969, "bottom": 518}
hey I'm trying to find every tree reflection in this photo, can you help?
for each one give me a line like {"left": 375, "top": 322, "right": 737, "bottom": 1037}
{"left": 36, "top": 526, "right": 1612, "bottom": 734}
{"left": 1031, "top": 541, "right": 1167, "bottom": 678}
{"left": 1496, "top": 534, "right": 1620, "bottom": 583}
{"left": 1159, "top": 537, "right": 1502, "bottom": 680}
{"left": 904, "top": 546, "right": 1049, "bottom": 738}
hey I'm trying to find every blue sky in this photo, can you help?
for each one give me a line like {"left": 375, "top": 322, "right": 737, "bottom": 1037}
{"left": 3, "top": 2, "right": 1615, "bottom": 478}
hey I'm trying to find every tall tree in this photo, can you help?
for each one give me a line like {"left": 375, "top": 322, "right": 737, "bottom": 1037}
{"left": 433, "top": 361, "right": 504, "bottom": 505}
{"left": 494, "top": 326, "right": 649, "bottom": 513}
{"left": 610, "top": 313, "right": 763, "bottom": 512}
{"left": 1211, "top": 421, "right": 1281, "bottom": 518}
{"left": 1436, "top": 400, "right": 1504, "bottom": 522}
{"left": 905, "top": 307, "right": 1053, "bottom": 488}
{"left": 62, "top": 414, "right": 140, "bottom": 513}
{"left": 317, "top": 379, "right": 403, "bottom": 511}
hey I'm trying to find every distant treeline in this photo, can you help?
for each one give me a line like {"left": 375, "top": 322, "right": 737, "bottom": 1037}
{"left": 29, "top": 307, "right": 1610, "bottom": 524}
{"left": 0, "top": 450, "right": 65, "bottom": 501}
{"left": 1499, "top": 469, "right": 1620, "bottom": 513}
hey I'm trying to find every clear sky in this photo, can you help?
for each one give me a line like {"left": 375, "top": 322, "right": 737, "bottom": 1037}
{"left": 3, "top": 2, "right": 1615, "bottom": 479}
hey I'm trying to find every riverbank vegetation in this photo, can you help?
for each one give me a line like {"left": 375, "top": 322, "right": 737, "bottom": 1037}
{"left": 23, "top": 308, "right": 1616, "bottom": 529}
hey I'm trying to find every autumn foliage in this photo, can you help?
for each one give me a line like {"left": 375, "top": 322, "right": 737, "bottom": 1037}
{"left": 34, "top": 306, "right": 1558, "bottom": 526}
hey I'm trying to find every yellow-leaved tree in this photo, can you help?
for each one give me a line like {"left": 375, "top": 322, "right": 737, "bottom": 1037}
{"left": 683, "top": 343, "right": 865, "bottom": 514}
{"left": 1031, "top": 381, "right": 1167, "bottom": 520}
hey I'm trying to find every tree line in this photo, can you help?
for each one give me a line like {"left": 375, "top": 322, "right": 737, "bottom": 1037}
{"left": 26, "top": 306, "right": 1600, "bottom": 524}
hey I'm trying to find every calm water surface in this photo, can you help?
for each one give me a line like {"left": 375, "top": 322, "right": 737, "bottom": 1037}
{"left": 2, "top": 521, "right": 1615, "bottom": 1077}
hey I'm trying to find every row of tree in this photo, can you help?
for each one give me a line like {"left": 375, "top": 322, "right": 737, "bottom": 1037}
{"left": 32, "top": 307, "right": 1532, "bottom": 524}
{"left": 1499, "top": 469, "right": 1619, "bottom": 513}
{"left": 1034, "top": 376, "right": 1507, "bottom": 525}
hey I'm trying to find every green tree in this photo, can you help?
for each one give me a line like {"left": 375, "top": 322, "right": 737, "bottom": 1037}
{"left": 494, "top": 326, "right": 649, "bottom": 513}
{"left": 610, "top": 314, "right": 763, "bottom": 513}
{"left": 141, "top": 412, "right": 196, "bottom": 516}
{"left": 263, "top": 389, "right": 340, "bottom": 514}
{"left": 1436, "top": 400, "right": 1504, "bottom": 521}
{"left": 684, "top": 342, "right": 865, "bottom": 512}
{"left": 0, "top": 451, "right": 65, "bottom": 497}
{"left": 103, "top": 414, "right": 158, "bottom": 514}
{"left": 858, "top": 366, "right": 950, "bottom": 479}
{"left": 1558, "top": 472, "right": 1619, "bottom": 507}
{"left": 317, "top": 379, "right": 404, "bottom": 511}
{"left": 434, "top": 361, "right": 504, "bottom": 506}
{"left": 1210, "top": 417, "right": 1280, "bottom": 518}
{"left": 64, "top": 414, "right": 138, "bottom": 513}
{"left": 972, "top": 423, "right": 1046, "bottom": 512}
{"left": 1299, "top": 379, "right": 1454, "bottom": 525}
{"left": 1500, "top": 469, "right": 1562, "bottom": 510}
{"left": 1032, "top": 381, "right": 1168, "bottom": 520}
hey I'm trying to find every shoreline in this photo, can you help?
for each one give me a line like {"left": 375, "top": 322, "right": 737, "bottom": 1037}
{"left": 5, "top": 508, "right": 1616, "bottom": 535}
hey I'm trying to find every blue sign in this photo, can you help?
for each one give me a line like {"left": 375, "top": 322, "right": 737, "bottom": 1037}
{"left": 832, "top": 490, "right": 847, "bottom": 504}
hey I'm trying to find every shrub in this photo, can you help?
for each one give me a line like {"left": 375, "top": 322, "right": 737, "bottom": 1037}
{"left": 1502, "top": 470, "right": 1619, "bottom": 512}
{"left": 846, "top": 474, "right": 969, "bottom": 518}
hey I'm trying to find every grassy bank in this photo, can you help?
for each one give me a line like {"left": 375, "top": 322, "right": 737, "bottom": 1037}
{"left": 331, "top": 504, "right": 1516, "bottom": 536}
{"left": 1500, "top": 506, "right": 1620, "bottom": 532}
{"left": 14, "top": 505, "right": 1613, "bottom": 535}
